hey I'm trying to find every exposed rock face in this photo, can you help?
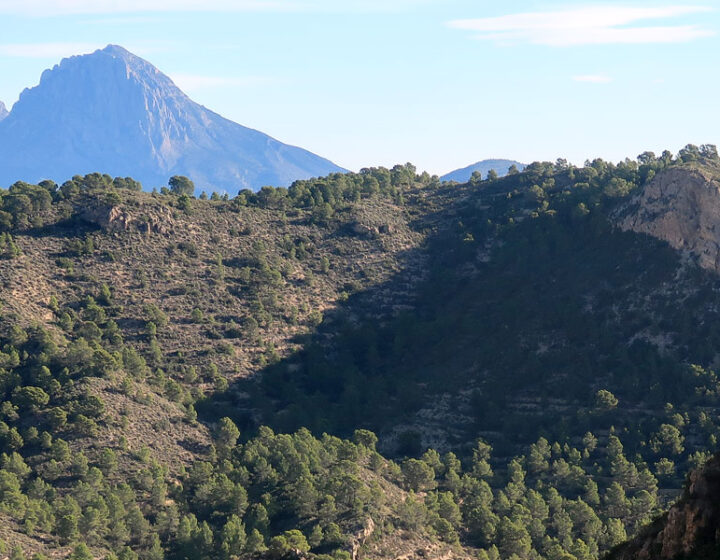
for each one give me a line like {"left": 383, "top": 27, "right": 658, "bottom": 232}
{"left": 608, "top": 454, "right": 720, "bottom": 559}
{"left": 0, "top": 101, "right": 8, "bottom": 121}
{"left": 78, "top": 200, "right": 174, "bottom": 235}
{"left": 0, "top": 45, "right": 345, "bottom": 191}
{"left": 616, "top": 167, "right": 720, "bottom": 273}
{"left": 351, "top": 518, "right": 375, "bottom": 560}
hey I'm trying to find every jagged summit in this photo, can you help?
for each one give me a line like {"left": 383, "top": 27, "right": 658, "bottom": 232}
{"left": 101, "top": 43, "right": 137, "bottom": 57}
{"left": 0, "top": 45, "right": 344, "bottom": 191}
{"left": 0, "top": 101, "right": 8, "bottom": 121}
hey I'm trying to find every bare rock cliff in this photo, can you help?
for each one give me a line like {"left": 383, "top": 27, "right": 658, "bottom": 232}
{"left": 78, "top": 199, "right": 174, "bottom": 235}
{"left": 616, "top": 167, "right": 720, "bottom": 273}
{"left": 607, "top": 454, "right": 720, "bottom": 559}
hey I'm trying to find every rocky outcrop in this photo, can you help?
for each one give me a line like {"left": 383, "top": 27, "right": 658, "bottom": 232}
{"left": 0, "top": 101, "right": 8, "bottom": 121}
{"left": 346, "top": 202, "right": 402, "bottom": 239}
{"left": 616, "top": 167, "right": 720, "bottom": 273}
{"left": 351, "top": 517, "right": 375, "bottom": 560}
{"left": 607, "top": 454, "right": 720, "bottom": 559}
{"left": 78, "top": 200, "right": 174, "bottom": 235}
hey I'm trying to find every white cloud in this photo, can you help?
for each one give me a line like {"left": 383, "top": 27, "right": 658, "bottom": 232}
{"left": 0, "top": 0, "right": 434, "bottom": 16}
{"left": 573, "top": 74, "right": 613, "bottom": 83}
{"left": 170, "top": 73, "right": 276, "bottom": 91}
{"left": 448, "top": 6, "right": 715, "bottom": 46}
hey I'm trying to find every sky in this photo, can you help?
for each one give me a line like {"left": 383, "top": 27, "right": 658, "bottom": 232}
{"left": 0, "top": 0, "right": 718, "bottom": 176}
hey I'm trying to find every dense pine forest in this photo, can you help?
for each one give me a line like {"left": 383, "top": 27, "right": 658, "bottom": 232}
{"left": 0, "top": 145, "right": 720, "bottom": 559}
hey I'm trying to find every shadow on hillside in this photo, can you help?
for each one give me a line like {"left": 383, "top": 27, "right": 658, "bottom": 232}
{"left": 194, "top": 176, "right": 720, "bottom": 460}
{"left": 21, "top": 216, "right": 102, "bottom": 239}
{"left": 197, "top": 246, "right": 429, "bottom": 440}
{"left": 194, "top": 184, "right": 479, "bottom": 455}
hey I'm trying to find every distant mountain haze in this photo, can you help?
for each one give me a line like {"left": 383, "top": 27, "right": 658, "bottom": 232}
{"left": 0, "top": 45, "right": 345, "bottom": 192}
{"left": 441, "top": 158, "right": 525, "bottom": 183}
{"left": 0, "top": 102, "right": 8, "bottom": 121}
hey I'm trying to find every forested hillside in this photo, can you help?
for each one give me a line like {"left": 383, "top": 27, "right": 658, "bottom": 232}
{"left": 0, "top": 146, "right": 720, "bottom": 559}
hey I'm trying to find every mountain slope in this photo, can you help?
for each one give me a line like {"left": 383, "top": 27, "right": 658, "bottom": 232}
{"left": 0, "top": 101, "right": 8, "bottom": 121}
{"left": 440, "top": 158, "right": 525, "bottom": 182}
{"left": 252, "top": 155, "right": 720, "bottom": 456}
{"left": 1, "top": 150, "right": 720, "bottom": 559}
{"left": 0, "top": 45, "right": 344, "bottom": 191}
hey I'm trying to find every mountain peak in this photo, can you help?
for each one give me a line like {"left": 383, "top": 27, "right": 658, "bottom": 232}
{"left": 0, "top": 101, "right": 8, "bottom": 122}
{"left": 42, "top": 44, "right": 172, "bottom": 91}
{"left": 441, "top": 158, "right": 525, "bottom": 183}
{"left": 101, "top": 43, "right": 132, "bottom": 55}
{"left": 93, "top": 44, "right": 159, "bottom": 72}
{"left": 0, "top": 46, "right": 344, "bottom": 190}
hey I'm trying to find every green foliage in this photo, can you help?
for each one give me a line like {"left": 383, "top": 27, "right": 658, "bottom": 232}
{"left": 144, "top": 304, "right": 168, "bottom": 330}
{"left": 0, "top": 152, "right": 717, "bottom": 559}
{"left": 0, "top": 233, "right": 21, "bottom": 258}
{"left": 594, "top": 390, "right": 618, "bottom": 411}
{"left": 402, "top": 458, "right": 436, "bottom": 492}
{"left": 168, "top": 176, "right": 195, "bottom": 196}
{"left": 68, "top": 543, "right": 93, "bottom": 560}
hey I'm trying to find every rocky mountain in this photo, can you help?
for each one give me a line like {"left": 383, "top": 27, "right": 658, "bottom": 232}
{"left": 0, "top": 101, "right": 8, "bottom": 121}
{"left": 440, "top": 158, "right": 525, "bottom": 182}
{"left": 607, "top": 453, "right": 720, "bottom": 560}
{"left": 616, "top": 165, "right": 720, "bottom": 274}
{"left": 0, "top": 45, "right": 345, "bottom": 192}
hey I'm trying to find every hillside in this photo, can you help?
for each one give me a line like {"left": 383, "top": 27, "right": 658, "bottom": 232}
{"left": 1, "top": 147, "right": 720, "bottom": 559}
{"left": 0, "top": 102, "right": 7, "bottom": 121}
{"left": 0, "top": 46, "right": 344, "bottom": 192}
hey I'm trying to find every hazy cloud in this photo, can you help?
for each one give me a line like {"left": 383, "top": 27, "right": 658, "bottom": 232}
{"left": 449, "top": 6, "right": 715, "bottom": 46}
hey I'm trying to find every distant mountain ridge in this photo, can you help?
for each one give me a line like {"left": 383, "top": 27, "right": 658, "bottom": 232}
{"left": 441, "top": 158, "right": 525, "bottom": 183}
{"left": 0, "top": 45, "right": 345, "bottom": 192}
{"left": 0, "top": 101, "right": 8, "bottom": 121}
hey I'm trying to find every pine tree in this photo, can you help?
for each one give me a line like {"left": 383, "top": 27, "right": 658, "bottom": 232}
{"left": 220, "top": 515, "right": 246, "bottom": 560}
{"left": 68, "top": 543, "right": 93, "bottom": 560}
{"left": 245, "top": 529, "right": 266, "bottom": 553}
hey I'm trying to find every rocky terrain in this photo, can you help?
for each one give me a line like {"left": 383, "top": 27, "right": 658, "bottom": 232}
{"left": 0, "top": 45, "right": 344, "bottom": 192}
{"left": 616, "top": 165, "right": 720, "bottom": 274}
{"left": 607, "top": 453, "right": 720, "bottom": 560}
{"left": 1, "top": 152, "right": 720, "bottom": 559}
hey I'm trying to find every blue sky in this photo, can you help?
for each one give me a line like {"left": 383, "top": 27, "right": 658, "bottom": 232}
{"left": 0, "top": 0, "right": 718, "bottom": 175}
